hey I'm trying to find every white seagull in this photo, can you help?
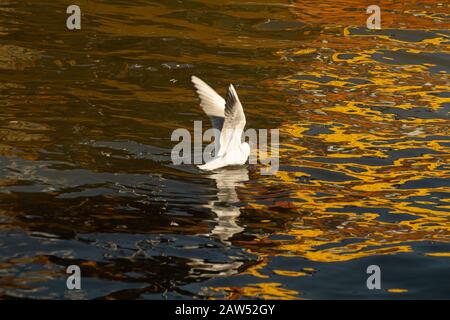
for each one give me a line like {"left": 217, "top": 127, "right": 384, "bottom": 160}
{"left": 191, "top": 76, "right": 250, "bottom": 171}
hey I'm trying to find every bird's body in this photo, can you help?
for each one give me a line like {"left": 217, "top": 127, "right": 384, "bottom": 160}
{"left": 191, "top": 76, "right": 250, "bottom": 171}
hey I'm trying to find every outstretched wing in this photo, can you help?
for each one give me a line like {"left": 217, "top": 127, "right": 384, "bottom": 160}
{"left": 217, "top": 84, "right": 246, "bottom": 157}
{"left": 191, "top": 76, "right": 225, "bottom": 131}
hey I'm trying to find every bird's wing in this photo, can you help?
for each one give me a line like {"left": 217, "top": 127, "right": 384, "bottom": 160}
{"left": 217, "top": 84, "right": 246, "bottom": 157}
{"left": 191, "top": 76, "right": 225, "bottom": 131}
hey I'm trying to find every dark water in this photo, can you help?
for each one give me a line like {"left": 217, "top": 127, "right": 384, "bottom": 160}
{"left": 0, "top": 0, "right": 449, "bottom": 299}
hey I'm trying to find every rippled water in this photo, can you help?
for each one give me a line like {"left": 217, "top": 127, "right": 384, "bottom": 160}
{"left": 0, "top": 0, "right": 449, "bottom": 299}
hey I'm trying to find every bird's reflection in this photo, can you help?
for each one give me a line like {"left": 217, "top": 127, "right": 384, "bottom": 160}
{"left": 187, "top": 258, "right": 243, "bottom": 278}
{"left": 183, "top": 167, "right": 249, "bottom": 279}
{"left": 204, "top": 166, "right": 249, "bottom": 244}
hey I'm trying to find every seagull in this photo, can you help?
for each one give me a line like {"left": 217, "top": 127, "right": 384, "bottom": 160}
{"left": 191, "top": 76, "right": 250, "bottom": 171}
